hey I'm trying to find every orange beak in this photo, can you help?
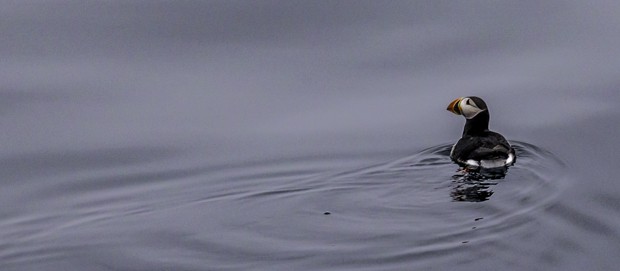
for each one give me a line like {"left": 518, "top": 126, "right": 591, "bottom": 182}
{"left": 447, "top": 97, "right": 463, "bottom": 115}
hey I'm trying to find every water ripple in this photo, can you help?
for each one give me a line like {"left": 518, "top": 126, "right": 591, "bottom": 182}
{"left": 0, "top": 141, "right": 574, "bottom": 270}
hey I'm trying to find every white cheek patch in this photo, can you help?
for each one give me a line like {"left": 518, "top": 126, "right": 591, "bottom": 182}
{"left": 459, "top": 99, "right": 483, "bottom": 119}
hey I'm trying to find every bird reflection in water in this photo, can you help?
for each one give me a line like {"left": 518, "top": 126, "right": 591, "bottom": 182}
{"left": 450, "top": 167, "right": 508, "bottom": 202}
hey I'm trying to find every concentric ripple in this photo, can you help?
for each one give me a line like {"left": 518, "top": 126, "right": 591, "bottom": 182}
{"left": 0, "top": 141, "right": 569, "bottom": 270}
{"left": 168, "top": 140, "right": 569, "bottom": 270}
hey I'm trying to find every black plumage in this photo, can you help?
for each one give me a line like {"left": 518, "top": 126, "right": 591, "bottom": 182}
{"left": 447, "top": 96, "right": 515, "bottom": 168}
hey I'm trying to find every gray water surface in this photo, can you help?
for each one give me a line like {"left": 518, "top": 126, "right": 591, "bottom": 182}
{"left": 2, "top": 1, "right": 620, "bottom": 270}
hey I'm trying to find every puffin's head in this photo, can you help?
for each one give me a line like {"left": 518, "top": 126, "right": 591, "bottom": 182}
{"left": 447, "top": 96, "right": 488, "bottom": 119}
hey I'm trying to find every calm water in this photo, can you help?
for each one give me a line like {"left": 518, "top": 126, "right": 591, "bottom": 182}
{"left": 2, "top": 1, "right": 620, "bottom": 270}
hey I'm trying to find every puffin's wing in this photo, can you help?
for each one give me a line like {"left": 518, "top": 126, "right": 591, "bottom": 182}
{"left": 484, "top": 131, "right": 512, "bottom": 150}
{"left": 469, "top": 132, "right": 512, "bottom": 159}
{"left": 468, "top": 145, "right": 510, "bottom": 160}
{"left": 451, "top": 133, "right": 512, "bottom": 161}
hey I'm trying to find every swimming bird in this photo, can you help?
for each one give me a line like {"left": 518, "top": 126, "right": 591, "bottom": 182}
{"left": 447, "top": 96, "right": 515, "bottom": 169}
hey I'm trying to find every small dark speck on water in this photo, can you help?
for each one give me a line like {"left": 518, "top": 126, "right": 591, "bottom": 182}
{"left": 462, "top": 241, "right": 469, "bottom": 244}
{"left": 324, "top": 212, "right": 331, "bottom": 215}
{"left": 472, "top": 227, "right": 477, "bottom": 229}
{"left": 475, "top": 217, "right": 483, "bottom": 221}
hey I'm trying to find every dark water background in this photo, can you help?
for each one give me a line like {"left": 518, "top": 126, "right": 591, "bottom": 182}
{"left": 2, "top": 1, "right": 620, "bottom": 270}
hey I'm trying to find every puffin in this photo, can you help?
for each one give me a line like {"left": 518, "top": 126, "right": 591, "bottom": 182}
{"left": 447, "top": 96, "right": 515, "bottom": 169}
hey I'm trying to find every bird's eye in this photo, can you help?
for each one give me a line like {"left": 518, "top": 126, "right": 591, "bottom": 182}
{"left": 465, "top": 99, "right": 478, "bottom": 108}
